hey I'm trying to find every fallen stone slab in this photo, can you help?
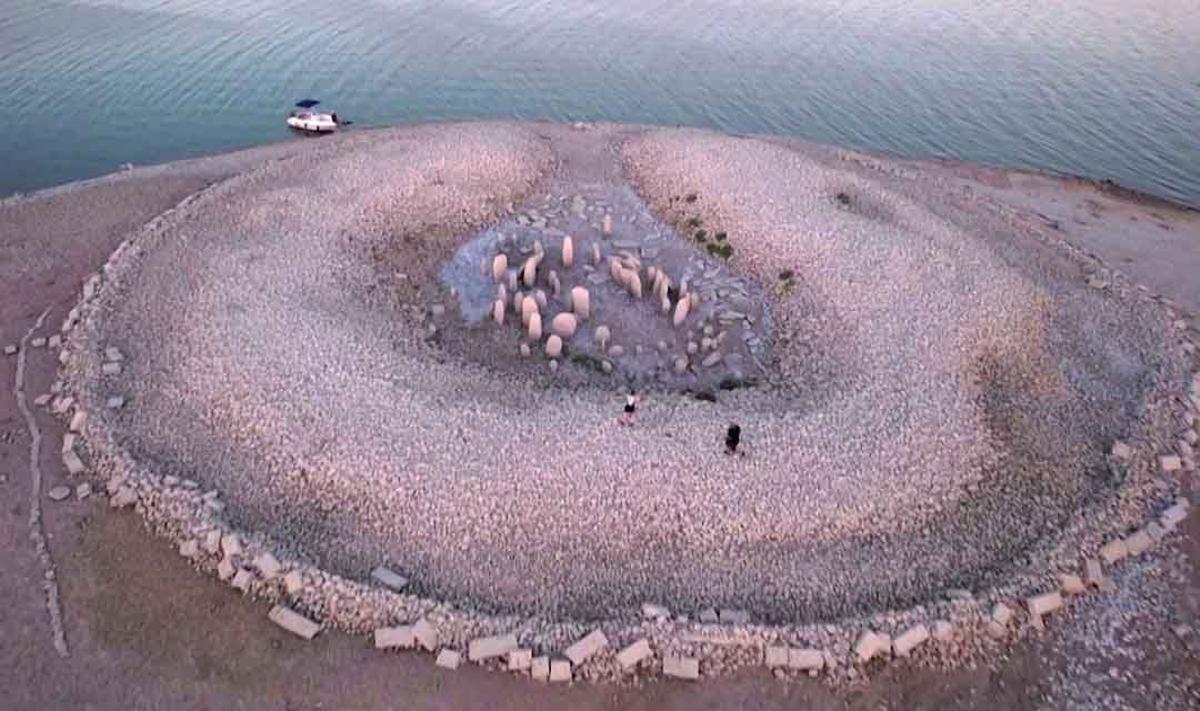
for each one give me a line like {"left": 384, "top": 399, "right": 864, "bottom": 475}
{"left": 48, "top": 485, "right": 71, "bottom": 502}
{"left": 1026, "top": 591, "right": 1063, "bottom": 619}
{"left": 68, "top": 410, "right": 87, "bottom": 433}
{"left": 787, "top": 648, "right": 825, "bottom": 671}
{"left": 370, "top": 565, "right": 408, "bottom": 592}
{"left": 1099, "top": 539, "right": 1128, "bottom": 564}
{"left": 3, "top": 345, "right": 16, "bottom": 356}
{"left": 564, "top": 629, "right": 608, "bottom": 666}
{"left": 764, "top": 645, "right": 789, "bottom": 667}
{"left": 75, "top": 482, "right": 91, "bottom": 499}
{"left": 374, "top": 625, "right": 415, "bottom": 650}
{"left": 1145, "top": 521, "right": 1167, "bottom": 542}
{"left": 109, "top": 486, "right": 136, "bottom": 508}
{"left": 719, "top": 609, "right": 750, "bottom": 624}
{"left": 33, "top": 394, "right": 51, "bottom": 407}
{"left": 435, "top": 649, "right": 461, "bottom": 670}
{"left": 253, "top": 552, "right": 283, "bottom": 579}
{"left": 616, "top": 639, "right": 652, "bottom": 671}
{"left": 893, "top": 624, "right": 930, "bottom": 657}
{"left": 1160, "top": 455, "right": 1182, "bottom": 472}
{"left": 101, "top": 362, "right": 122, "bottom": 376}
{"left": 507, "top": 648, "right": 532, "bottom": 672}
{"left": 413, "top": 618, "right": 439, "bottom": 651}
{"left": 268, "top": 605, "right": 320, "bottom": 640}
{"left": 931, "top": 620, "right": 954, "bottom": 641}
{"left": 641, "top": 603, "right": 670, "bottom": 620}
{"left": 663, "top": 655, "right": 700, "bottom": 680}
{"left": 1084, "top": 558, "right": 1105, "bottom": 589}
{"left": 106, "top": 395, "right": 125, "bottom": 410}
{"left": 231, "top": 569, "right": 253, "bottom": 591}
{"left": 698, "top": 608, "right": 719, "bottom": 624}
{"left": 1161, "top": 499, "right": 1190, "bottom": 530}
{"left": 1125, "top": 529, "right": 1154, "bottom": 556}
{"left": 468, "top": 633, "right": 519, "bottom": 662}
{"left": 217, "top": 558, "right": 236, "bottom": 581}
{"left": 854, "top": 631, "right": 890, "bottom": 662}
{"left": 549, "top": 659, "right": 571, "bottom": 682}
{"left": 1060, "top": 574, "right": 1086, "bottom": 595}
{"left": 62, "top": 448, "right": 85, "bottom": 475}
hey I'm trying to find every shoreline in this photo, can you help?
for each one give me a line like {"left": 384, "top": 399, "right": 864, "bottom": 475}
{"left": 2, "top": 121, "right": 1198, "bottom": 703}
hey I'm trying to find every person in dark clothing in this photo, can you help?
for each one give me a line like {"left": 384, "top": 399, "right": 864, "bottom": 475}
{"left": 619, "top": 391, "right": 640, "bottom": 426}
{"left": 725, "top": 422, "right": 742, "bottom": 455}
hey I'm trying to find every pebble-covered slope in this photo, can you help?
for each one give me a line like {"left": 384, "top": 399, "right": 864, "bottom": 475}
{"left": 72, "top": 123, "right": 1185, "bottom": 627}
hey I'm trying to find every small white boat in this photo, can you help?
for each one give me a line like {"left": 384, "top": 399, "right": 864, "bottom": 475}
{"left": 286, "top": 99, "right": 340, "bottom": 133}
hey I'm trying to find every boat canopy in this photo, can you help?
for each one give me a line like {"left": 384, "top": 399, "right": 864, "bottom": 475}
{"left": 294, "top": 99, "right": 321, "bottom": 109}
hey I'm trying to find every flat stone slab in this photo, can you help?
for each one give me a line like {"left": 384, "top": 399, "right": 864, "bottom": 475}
{"left": 507, "top": 648, "right": 533, "bottom": 671}
{"left": 531, "top": 655, "right": 550, "bottom": 681}
{"left": 1100, "top": 539, "right": 1128, "bottom": 564}
{"left": 48, "top": 485, "right": 72, "bottom": 501}
{"left": 374, "top": 626, "right": 415, "bottom": 650}
{"left": 615, "top": 639, "right": 652, "bottom": 671}
{"left": 764, "top": 645, "right": 789, "bottom": 667}
{"left": 268, "top": 605, "right": 320, "bottom": 640}
{"left": 893, "top": 624, "right": 930, "bottom": 657}
{"left": 370, "top": 565, "right": 408, "bottom": 592}
{"left": 663, "top": 655, "right": 700, "bottom": 680}
{"left": 564, "top": 629, "right": 608, "bottom": 666}
{"left": 435, "top": 649, "right": 461, "bottom": 670}
{"left": 787, "top": 648, "right": 825, "bottom": 670}
{"left": 1027, "top": 591, "right": 1064, "bottom": 618}
{"left": 413, "top": 618, "right": 438, "bottom": 651}
{"left": 468, "top": 633, "right": 518, "bottom": 662}
{"left": 549, "top": 659, "right": 571, "bottom": 682}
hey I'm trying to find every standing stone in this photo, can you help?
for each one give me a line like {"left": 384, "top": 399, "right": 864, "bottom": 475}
{"left": 545, "top": 335, "right": 563, "bottom": 359}
{"left": 673, "top": 297, "right": 691, "bottom": 326}
{"left": 68, "top": 410, "right": 87, "bottom": 433}
{"left": 571, "top": 287, "right": 591, "bottom": 320}
{"left": 854, "top": 631, "right": 890, "bottom": 662}
{"left": 523, "top": 257, "right": 538, "bottom": 287}
{"left": 221, "top": 533, "right": 243, "bottom": 557}
{"left": 521, "top": 296, "right": 539, "bottom": 326}
{"left": 283, "top": 570, "right": 305, "bottom": 595}
{"left": 595, "top": 325, "right": 611, "bottom": 350}
{"left": 564, "top": 629, "right": 608, "bottom": 666}
{"left": 435, "top": 650, "right": 461, "bottom": 670}
{"left": 548, "top": 270, "right": 561, "bottom": 298}
{"left": 253, "top": 552, "right": 283, "bottom": 579}
{"left": 497, "top": 283, "right": 508, "bottom": 303}
{"left": 519, "top": 342, "right": 532, "bottom": 357}
{"left": 492, "top": 299, "right": 506, "bottom": 326}
{"left": 551, "top": 313, "right": 578, "bottom": 339}
{"left": 592, "top": 243, "right": 601, "bottom": 266}
{"left": 562, "top": 236, "right": 575, "bottom": 268}
{"left": 507, "top": 269, "right": 519, "bottom": 293}
{"left": 1160, "top": 455, "right": 1183, "bottom": 472}
{"left": 528, "top": 313, "right": 543, "bottom": 341}
{"left": 268, "top": 605, "right": 320, "bottom": 640}
{"left": 931, "top": 620, "right": 954, "bottom": 641}
{"left": 602, "top": 214, "right": 613, "bottom": 236}
{"left": 492, "top": 254, "right": 508, "bottom": 282}
{"left": 514, "top": 291, "right": 526, "bottom": 317}
{"left": 534, "top": 289, "right": 549, "bottom": 310}
{"left": 626, "top": 272, "right": 643, "bottom": 299}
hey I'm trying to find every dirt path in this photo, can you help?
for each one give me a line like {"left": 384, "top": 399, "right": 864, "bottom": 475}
{"left": 1, "top": 127, "right": 1196, "bottom": 709}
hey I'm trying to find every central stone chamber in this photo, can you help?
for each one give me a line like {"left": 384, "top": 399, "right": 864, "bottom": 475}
{"left": 440, "top": 183, "right": 772, "bottom": 393}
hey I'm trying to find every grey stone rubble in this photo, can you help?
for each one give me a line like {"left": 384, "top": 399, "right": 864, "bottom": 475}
{"left": 46, "top": 123, "right": 1200, "bottom": 687}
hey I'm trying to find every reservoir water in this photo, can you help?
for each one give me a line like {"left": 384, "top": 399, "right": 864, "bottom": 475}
{"left": 2, "top": 0, "right": 1197, "bottom": 205}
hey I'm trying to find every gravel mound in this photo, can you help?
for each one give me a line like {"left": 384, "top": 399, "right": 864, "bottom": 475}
{"left": 74, "top": 123, "right": 1187, "bottom": 624}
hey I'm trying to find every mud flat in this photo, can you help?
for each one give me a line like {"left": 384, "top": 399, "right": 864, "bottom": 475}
{"left": 29, "top": 121, "right": 1198, "bottom": 684}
